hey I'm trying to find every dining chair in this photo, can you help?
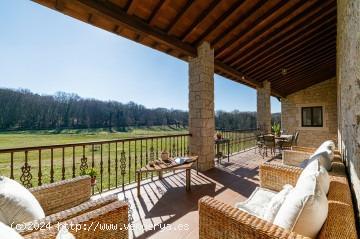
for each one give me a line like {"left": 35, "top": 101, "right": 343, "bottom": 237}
{"left": 262, "top": 135, "right": 275, "bottom": 158}
{"left": 255, "top": 134, "right": 264, "bottom": 154}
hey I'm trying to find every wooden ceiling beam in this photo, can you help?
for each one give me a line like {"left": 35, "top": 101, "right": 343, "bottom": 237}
{"left": 217, "top": 0, "right": 308, "bottom": 60}
{"left": 165, "top": 1, "right": 193, "bottom": 33}
{"left": 253, "top": 32, "right": 336, "bottom": 81}
{"left": 227, "top": 1, "right": 332, "bottom": 66}
{"left": 269, "top": 50, "right": 336, "bottom": 82}
{"left": 271, "top": 58, "right": 336, "bottom": 91}
{"left": 193, "top": 0, "right": 247, "bottom": 46}
{"left": 148, "top": 0, "right": 166, "bottom": 26}
{"left": 211, "top": 0, "right": 268, "bottom": 47}
{"left": 123, "top": 0, "right": 132, "bottom": 12}
{"left": 232, "top": 1, "right": 336, "bottom": 68}
{"left": 77, "top": 0, "right": 196, "bottom": 57}
{"left": 238, "top": 12, "right": 336, "bottom": 70}
{"left": 272, "top": 57, "right": 336, "bottom": 89}
{"left": 284, "top": 67, "right": 336, "bottom": 95}
{"left": 180, "top": 0, "right": 221, "bottom": 41}
{"left": 55, "top": 0, "right": 65, "bottom": 11}
{"left": 247, "top": 28, "right": 336, "bottom": 77}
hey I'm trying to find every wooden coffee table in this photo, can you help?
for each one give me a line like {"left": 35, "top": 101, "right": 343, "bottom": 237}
{"left": 136, "top": 156, "right": 198, "bottom": 197}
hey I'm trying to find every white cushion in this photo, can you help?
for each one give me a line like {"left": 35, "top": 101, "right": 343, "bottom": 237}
{"left": 0, "top": 222, "right": 22, "bottom": 239}
{"left": 273, "top": 167, "right": 328, "bottom": 238}
{"left": 235, "top": 187, "right": 277, "bottom": 218}
{"left": 298, "top": 159, "right": 330, "bottom": 194}
{"left": 0, "top": 176, "right": 45, "bottom": 225}
{"left": 308, "top": 142, "right": 334, "bottom": 171}
{"left": 320, "top": 140, "right": 336, "bottom": 151}
{"left": 262, "top": 184, "right": 293, "bottom": 222}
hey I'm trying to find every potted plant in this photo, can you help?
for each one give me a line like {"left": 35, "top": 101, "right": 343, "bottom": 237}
{"left": 80, "top": 168, "right": 97, "bottom": 186}
{"left": 272, "top": 123, "right": 281, "bottom": 137}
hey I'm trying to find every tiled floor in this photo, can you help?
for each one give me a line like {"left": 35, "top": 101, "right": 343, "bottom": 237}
{"left": 94, "top": 148, "right": 279, "bottom": 239}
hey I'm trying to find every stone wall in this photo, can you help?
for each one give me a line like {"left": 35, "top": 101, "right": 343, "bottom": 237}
{"left": 188, "top": 42, "right": 215, "bottom": 171}
{"left": 257, "top": 81, "right": 271, "bottom": 133}
{"left": 281, "top": 78, "right": 338, "bottom": 147}
{"left": 337, "top": 0, "right": 360, "bottom": 223}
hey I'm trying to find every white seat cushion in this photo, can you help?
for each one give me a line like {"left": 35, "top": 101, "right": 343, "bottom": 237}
{"left": 273, "top": 160, "right": 328, "bottom": 238}
{"left": 308, "top": 141, "right": 335, "bottom": 171}
{"left": 235, "top": 187, "right": 277, "bottom": 218}
{"left": 0, "top": 222, "right": 22, "bottom": 239}
{"left": 0, "top": 176, "right": 45, "bottom": 225}
{"left": 263, "top": 184, "right": 293, "bottom": 222}
{"left": 298, "top": 159, "right": 330, "bottom": 194}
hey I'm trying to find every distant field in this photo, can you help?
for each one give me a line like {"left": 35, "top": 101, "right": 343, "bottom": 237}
{"left": 0, "top": 126, "right": 188, "bottom": 149}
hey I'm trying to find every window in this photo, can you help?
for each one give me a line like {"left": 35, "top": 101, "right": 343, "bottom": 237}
{"left": 301, "top": 106, "right": 323, "bottom": 127}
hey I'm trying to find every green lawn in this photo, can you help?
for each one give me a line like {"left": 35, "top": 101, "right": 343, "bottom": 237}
{"left": 0, "top": 127, "right": 255, "bottom": 194}
{"left": 0, "top": 126, "right": 188, "bottom": 149}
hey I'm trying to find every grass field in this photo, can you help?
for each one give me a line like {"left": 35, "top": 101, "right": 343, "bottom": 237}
{"left": 0, "top": 127, "right": 255, "bottom": 193}
{"left": 0, "top": 126, "right": 188, "bottom": 149}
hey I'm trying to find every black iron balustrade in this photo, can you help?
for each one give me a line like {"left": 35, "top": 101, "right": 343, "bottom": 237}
{"left": 0, "top": 133, "right": 191, "bottom": 194}
{"left": 215, "top": 129, "right": 258, "bottom": 157}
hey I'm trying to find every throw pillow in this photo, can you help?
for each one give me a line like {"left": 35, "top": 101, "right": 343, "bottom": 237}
{"left": 262, "top": 184, "right": 293, "bottom": 222}
{"left": 0, "top": 176, "right": 45, "bottom": 225}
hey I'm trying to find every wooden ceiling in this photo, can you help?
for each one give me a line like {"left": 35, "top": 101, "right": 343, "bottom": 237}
{"left": 32, "top": 0, "right": 337, "bottom": 98}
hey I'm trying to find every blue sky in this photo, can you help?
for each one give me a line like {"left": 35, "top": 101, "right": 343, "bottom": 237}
{"left": 0, "top": 0, "right": 280, "bottom": 112}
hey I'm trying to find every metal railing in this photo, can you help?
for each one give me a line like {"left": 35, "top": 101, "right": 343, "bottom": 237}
{"left": 0, "top": 129, "right": 257, "bottom": 194}
{"left": 0, "top": 134, "right": 191, "bottom": 193}
{"left": 215, "top": 129, "right": 258, "bottom": 156}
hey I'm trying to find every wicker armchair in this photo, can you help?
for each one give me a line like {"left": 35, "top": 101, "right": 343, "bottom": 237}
{"left": 282, "top": 146, "right": 341, "bottom": 167}
{"left": 20, "top": 176, "right": 128, "bottom": 239}
{"left": 199, "top": 160, "right": 357, "bottom": 239}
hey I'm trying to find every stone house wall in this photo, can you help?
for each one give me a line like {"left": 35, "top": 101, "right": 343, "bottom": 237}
{"left": 281, "top": 78, "right": 338, "bottom": 147}
{"left": 337, "top": 0, "right": 360, "bottom": 224}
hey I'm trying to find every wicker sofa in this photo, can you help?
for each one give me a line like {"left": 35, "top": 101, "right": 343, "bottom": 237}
{"left": 198, "top": 150, "right": 358, "bottom": 239}
{"left": 19, "top": 176, "right": 128, "bottom": 239}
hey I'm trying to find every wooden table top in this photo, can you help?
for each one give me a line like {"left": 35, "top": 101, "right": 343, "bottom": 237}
{"left": 137, "top": 156, "right": 198, "bottom": 173}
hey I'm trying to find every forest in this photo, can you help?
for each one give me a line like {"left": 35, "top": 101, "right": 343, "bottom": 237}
{"left": 0, "top": 88, "right": 280, "bottom": 131}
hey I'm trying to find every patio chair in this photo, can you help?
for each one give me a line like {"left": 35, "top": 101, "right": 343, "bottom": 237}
{"left": 276, "top": 134, "right": 294, "bottom": 151}
{"left": 198, "top": 158, "right": 357, "bottom": 239}
{"left": 255, "top": 134, "right": 264, "bottom": 154}
{"left": 293, "top": 130, "right": 299, "bottom": 146}
{"left": 262, "top": 135, "right": 275, "bottom": 158}
{"left": 21, "top": 176, "right": 128, "bottom": 239}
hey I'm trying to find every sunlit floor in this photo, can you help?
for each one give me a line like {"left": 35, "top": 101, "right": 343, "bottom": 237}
{"left": 93, "top": 148, "right": 278, "bottom": 239}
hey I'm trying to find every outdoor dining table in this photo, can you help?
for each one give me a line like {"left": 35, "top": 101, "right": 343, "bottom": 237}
{"left": 275, "top": 134, "right": 293, "bottom": 141}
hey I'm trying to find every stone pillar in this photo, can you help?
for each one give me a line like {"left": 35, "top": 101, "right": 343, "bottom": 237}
{"left": 337, "top": 0, "right": 360, "bottom": 221}
{"left": 188, "top": 42, "right": 215, "bottom": 171}
{"left": 257, "top": 80, "right": 272, "bottom": 133}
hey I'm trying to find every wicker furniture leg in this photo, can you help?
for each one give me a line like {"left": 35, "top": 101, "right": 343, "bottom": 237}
{"left": 186, "top": 169, "right": 191, "bottom": 191}
{"left": 137, "top": 172, "right": 141, "bottom": 197}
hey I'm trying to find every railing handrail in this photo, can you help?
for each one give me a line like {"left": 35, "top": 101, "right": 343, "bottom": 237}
{"left": 216, "top": 128, "right": 257, "bottom": 132}
{"left": 0, "top": 133, "right": 191, "bottom": 153}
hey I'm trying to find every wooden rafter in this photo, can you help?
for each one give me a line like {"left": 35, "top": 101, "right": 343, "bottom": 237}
{"left": 165, "top": 1, "right": 193, "bottom": 33}
{"left": 231, "top": 1, "right": 336, "bottom": 68}
{"left": 211, "top": 0, "right": 267, "bottom": 48}
{"left": 148, "top": 0, "right": 166, "bottom": 25}
{"left": 180, "top": 0, "right": 221, "bottom": 41}
{"left": 193, "top": 0, "right": 246, "bottom": 45}
{"left": 216, "top": 0, "right": 299, "bottom": 58}
{"left": 32, "top": 0, "right": 337, "bottom": 97}
{"left": 223, "top": 0, "right": 318, "bottom": 64}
